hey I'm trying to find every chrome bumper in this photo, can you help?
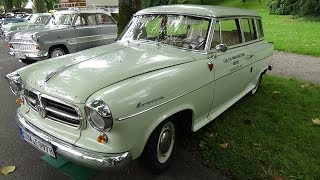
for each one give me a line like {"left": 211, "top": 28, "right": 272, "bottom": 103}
{"left": 15, "top": 110, "right": 132, "bottom": 169}
{"left": 9, "top": 50, "right": 48, "bottom": 60}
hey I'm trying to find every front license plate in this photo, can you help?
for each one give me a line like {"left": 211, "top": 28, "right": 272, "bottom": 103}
{"left": 14, "top": 53, "right": 26, "bottom": 59}
{"left": 19, "top": 127, "right": 56, "bottom": 158}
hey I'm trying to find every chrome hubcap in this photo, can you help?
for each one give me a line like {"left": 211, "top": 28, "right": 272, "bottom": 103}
{"left": 51, "top": 49, "right": 65, "bottom": 57}
{"left": 157, "top": 121, "right": 175, "bottom": 163}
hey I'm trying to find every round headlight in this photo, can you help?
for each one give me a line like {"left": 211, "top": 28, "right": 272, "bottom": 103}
{"left": 86, "top": 100, "right": 113, "bottom": 132}
{"left": 5, "top": 73, "right": 23, "bottom": 95}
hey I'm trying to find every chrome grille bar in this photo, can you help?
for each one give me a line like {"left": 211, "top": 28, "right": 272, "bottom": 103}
{"left": 12, "top": 43, "right": 37, "bottom": 51}
{"left": 24, "top": 89, "right": 82, "bottom": 128}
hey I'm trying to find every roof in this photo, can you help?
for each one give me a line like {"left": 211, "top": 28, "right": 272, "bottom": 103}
{"left": 54, "top": 9, "right": 110, "bottom": 15}
{"left": 136, "top": 5, "right": 260, "bottom": 18}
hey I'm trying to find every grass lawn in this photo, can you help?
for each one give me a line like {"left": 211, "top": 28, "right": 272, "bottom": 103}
{"left": 188, "top": 0, "right": 320, "bottom": 57}
{"left": 192, "top": 75, "right": 320, "bottom": 179}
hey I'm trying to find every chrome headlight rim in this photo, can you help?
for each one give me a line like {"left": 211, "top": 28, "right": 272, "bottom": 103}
{"left": 5, "top": 72, "right": 24, "bottom": 95}
{"left": 85, "top": 99, "right": 113, "bottom": 132}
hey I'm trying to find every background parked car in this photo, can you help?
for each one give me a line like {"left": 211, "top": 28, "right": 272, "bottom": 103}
{"left": 1, "top": 13, "right": 51, "bottom": 41}
{"left": 8, "top": 9, "right": 117, "bottom": 64}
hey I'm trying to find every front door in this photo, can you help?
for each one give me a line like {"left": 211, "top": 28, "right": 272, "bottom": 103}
{"left": 208, "top": 18, "right": 253, "bottom": 120}
{"left": 95, "top": 13, "right": 117, "bottom": 46}
{"left": 74, "top": 13, "right": 100, "bottom": 51}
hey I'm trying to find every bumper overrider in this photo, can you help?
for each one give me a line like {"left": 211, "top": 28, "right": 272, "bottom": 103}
{"left": 15, "top": 109, "right": 132, "bottom": 169}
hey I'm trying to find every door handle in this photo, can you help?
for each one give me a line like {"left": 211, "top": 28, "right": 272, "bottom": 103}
{"left": 246, "top": 54, "right": 254, "bottom": 59}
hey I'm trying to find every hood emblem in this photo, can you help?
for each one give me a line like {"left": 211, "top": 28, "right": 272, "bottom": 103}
{"left": 45, "top": 64, "right": 73, "bottom": 82}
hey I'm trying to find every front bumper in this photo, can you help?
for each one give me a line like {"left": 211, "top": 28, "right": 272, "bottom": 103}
{"left": 9, "top": 50, "right": 48, "bottom": 60}
{"left": 15, "top": 110, "right": 132, "bottom": 169}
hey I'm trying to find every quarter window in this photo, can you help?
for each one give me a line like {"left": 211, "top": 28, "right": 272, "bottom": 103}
{"left": 220, "top": 19, "right": 242, "bottom": 46}
{"left": 97, "top": 14, "right": 114, "bottom": 24}
{"left": 241, "top": 18, "right": 257, "bottom": 42}
{"left": 256, "top": 19, "right": 264, "bottom": 39}
{"left": 211, "top": 21, "right": 221, "bottom": 49}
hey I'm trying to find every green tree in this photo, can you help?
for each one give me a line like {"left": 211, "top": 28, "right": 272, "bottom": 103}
{"left": 33, "top": 0, "right": 46, "bottom": 13}
{"left": 3, "top": 0, "right": 13, "bottom": 12}
{"left": 43, "top": 0, "right": 60, "bottom": 11}
{"left": 268, "top": 0, "right": 320, "bottom": 17}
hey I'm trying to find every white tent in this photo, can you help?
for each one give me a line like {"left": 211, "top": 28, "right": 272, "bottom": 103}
{"left": 25, "top": 0, "right": 34, "bottom": 9}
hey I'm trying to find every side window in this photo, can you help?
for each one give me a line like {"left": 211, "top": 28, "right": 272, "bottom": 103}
{"left": 220, "top": 19, "right": 242, "bottom": 46}
{"left": 211, "top": 21, "right": 221, "bottom": 49}
{"left": 97, "top": 14, "right": 114, "bottom": 25}
{"left": 256, "top": 19, "right": 264, "bottom": 39}
{"left": 74, "top": 13, "right": 97, "bottom": 26}
{"left": 241, "top": 18, "right": 257, "bottom": 42}
{"left": 86, "top": 14, "right": 97, "bottom": 25}
{"left": 36, "top": 16, "right": 48, "bottom": 24}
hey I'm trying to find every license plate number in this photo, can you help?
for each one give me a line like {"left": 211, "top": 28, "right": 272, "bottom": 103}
{"left": 14, "top": 53, "right": 26, "bottom": 59}
{"left": 19, "top": 127, "right": 56, "bottom": 158}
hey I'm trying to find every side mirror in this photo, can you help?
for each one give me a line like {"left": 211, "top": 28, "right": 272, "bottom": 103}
{"left": 215, "top": 44, "right": 228, "bottom": 52}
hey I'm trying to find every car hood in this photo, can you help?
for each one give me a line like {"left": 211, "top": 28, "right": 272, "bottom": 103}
{"left": 18, "top": 42, "right": 198, "bottom": 103}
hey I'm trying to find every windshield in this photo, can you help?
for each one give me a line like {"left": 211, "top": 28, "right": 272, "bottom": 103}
{"left": 119, "top": 14, "right": 210, "bottom": 50}
{"left": 46, "top": 13, "right": 74, "bottom": 26}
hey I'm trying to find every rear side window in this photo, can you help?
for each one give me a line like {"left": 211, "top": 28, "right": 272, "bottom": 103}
{"left": 220, "top": 19, "right": 242, "bottom": 46}
{"left": 97, "top": 14, "right": 114, "bottom": 25}
{"left": 256, "top": 19, "right": 264, "bottom": 39}
{"left": 241, "top": 18, "right": 257, "bottom": 42}
{"left": 74, "top": 13, "right": 97, "bottom": 26}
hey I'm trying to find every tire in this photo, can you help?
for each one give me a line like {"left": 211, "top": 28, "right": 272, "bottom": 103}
{"left": 49, "top": 46, "right": 68, "bottom": 58}
{"left": 141, "top": 120, "right": 178, "bottom": 174}
{"left": 251, "top": 74, "right": 262, "bottom": 95}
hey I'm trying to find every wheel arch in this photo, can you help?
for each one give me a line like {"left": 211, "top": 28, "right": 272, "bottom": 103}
{"left": 137, "top": 105, "right": 195, "bottom": 158}
{"left": 48, "top": 44, "right": 70, "bottom": 54}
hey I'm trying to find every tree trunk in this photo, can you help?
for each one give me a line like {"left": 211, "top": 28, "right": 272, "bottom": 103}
{"left": 118, "top": 0, "right": 142, "bottom": 35}
{"left": 15, "top": 0, "right": 22, "bottom": 10}
{"left": 33, "top": 0, "right": 46, "bottom": 13}
{"left": 3, "top": 0, "right": 13, "bottom": 12}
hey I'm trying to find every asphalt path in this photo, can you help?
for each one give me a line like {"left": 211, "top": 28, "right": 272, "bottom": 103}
{"left": 0, "top": 39, "right": 228, "bottom": 180}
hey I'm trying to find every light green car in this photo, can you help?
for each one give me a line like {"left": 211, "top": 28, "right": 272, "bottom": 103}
{"left": 6, "top": 5, "right": 273, "bottom": 173}
{"left": 1, "top": 13, "right": 51, "bottom": 41}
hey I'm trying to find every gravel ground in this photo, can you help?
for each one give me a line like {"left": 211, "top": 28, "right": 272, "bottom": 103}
{"left": 270, "top": 51, "right": 320, "bottom": 84}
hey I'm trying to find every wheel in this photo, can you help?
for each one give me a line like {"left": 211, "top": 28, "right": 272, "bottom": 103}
{"left": 142, "top": 120, "right": 177, "bottom": 173}
{"left": 49, "top": 46, "right": 68, "bottom": 58}
{"left": 251, "top": 75, "right": 262, "bottom": 95}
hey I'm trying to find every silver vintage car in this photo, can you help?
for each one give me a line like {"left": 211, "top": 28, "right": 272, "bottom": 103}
{"left": 1, "top": 13, "right": 51, "bottom": 42}
{"left": 8, "top": 9, "right": 117, "bottom": 64}
{"left": 6, "top": 5, "right": 273, "bottom": 173}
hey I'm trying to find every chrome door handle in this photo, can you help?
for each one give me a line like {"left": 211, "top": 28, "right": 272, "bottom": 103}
{"left": 246, "top": 54, "right": 254, "bottom": 59}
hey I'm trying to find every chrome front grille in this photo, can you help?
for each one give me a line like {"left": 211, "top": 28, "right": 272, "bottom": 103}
{"left": 24, "top": 90, "right": 82, "bottom": 128}
{"left": 12, "top": 43, "right": 37, "bottom": 51}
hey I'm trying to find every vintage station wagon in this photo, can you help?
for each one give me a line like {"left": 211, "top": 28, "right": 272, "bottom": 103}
{"left": 8, "top": 9, "right": 117, "bottom": 64}
{"left": 6, "top": 5, "right": 273, "bottom": 173}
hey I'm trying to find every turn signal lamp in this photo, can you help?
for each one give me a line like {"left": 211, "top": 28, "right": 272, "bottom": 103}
{"left": 35, "top": 44, "right": 40, "bottom": 50}
{"left": 16, "top": 97, "right": 24, "bottom": 105}
{"left": 97, "top": 133, "right": 108, "bottom": 144}
{"left": 7, "top": 43, "right": 13, "bottom": 48}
